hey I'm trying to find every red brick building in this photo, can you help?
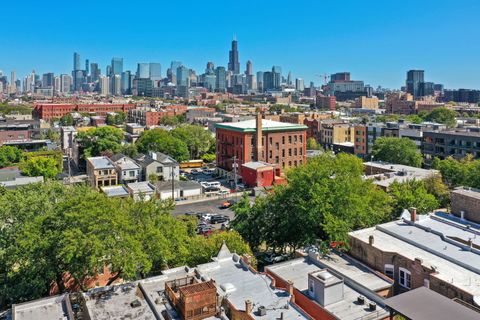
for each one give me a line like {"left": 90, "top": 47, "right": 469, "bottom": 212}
{"left": 241, "top": 161, "right": 286, "bottom": 188}
{"left": 33, "top": 103, "right": 136, "bottom": 120}
{"left": 316, "top": 94, "right": 337, "bottom": 110}
{"left": 215, "top": 114, "right": 307, "bottom": 174}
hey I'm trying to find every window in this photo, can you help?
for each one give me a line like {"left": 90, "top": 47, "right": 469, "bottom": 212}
{"left": 423, "top": 279, "right": 430, "bottom": 288}
{"left": 269, "top": 137, "right": 273, "bottom": 145}
{"left": 384, "top": 264, "right": 394, "bottom": 279}
{"left": 156, "top": 166, "right": 163, "bottom": 173}
{"left": 294, "top": 148, "right": 297, "bottom": 156}
{"left": 399, "top": 268, "right": 411, "bottom": 289}
{"left": 282, "top": 149, "right": 285, "bottom": 157}
{"left": 294, "top": 135, "right": 298, "bottom": 143}
{"left": 129, "top": 171, "right": 135, "bottom": 177}
{"left": 269, "top": 150, "right": 272, "bottom": 158}
{"left": 288, "top": 136, "right": 292, "bottom": 144}
{"left": 309, "top": 279, "right": 315, "bottom": 296}
{"left": 282, "top": 136, "right": 285, "bottom": 144}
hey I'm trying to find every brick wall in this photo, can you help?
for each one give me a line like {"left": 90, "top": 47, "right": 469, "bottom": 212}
{"left": 451, "top": 190, "right": 480, "bottom": 223}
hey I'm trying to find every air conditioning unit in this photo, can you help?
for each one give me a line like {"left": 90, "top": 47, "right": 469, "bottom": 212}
{"left": 257, "top": 306, "right": 267, "bottom": 316}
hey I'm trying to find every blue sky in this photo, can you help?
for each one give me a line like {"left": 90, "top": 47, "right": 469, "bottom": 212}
{"left": 1, "top": 0, "right": 479, "bottom": 89}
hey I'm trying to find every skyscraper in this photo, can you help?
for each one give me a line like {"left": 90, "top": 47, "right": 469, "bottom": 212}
{"left": 406, "top": 70, "right": 424, "bottom": 99}
{"left": 169, "top": 61, "right": 182, "bottom": 83}
{"left": 287, "top": 71, "right": 292, "bottom": 85}
{"left": 136, "top": 63, "right": 150, "bottom": 79}
{"left": 99, "top": 76, "right": 110, "bottom": 95}
{"left": 60, "top": 74, "right": 72, "bottom": 93}
{"left": 90, "top": 63, "right": 100, "bottom": 82}
{"left": 295, "top": 78, "right": 305, "bottom": 91}
{"left": 215, "top": 67, "right": 226, "bottom": 92}
{"left": 206, "top": 62, "right": 215, "bottom": 75}
{"left": 121, "top": 71, "right": 132, "bottom": 94}
{"left": 42, "top": 73, "right": 54, "bottom": 87}
{"left": 73, "top": 52, "right": 81, "bottom": 71}
{"left": 245, "top": 60, "right": 253, "bottom": 76}
{"left": 228, "top": 39, "right": 240, "bottom": 74}
{"left": 149, "top": 63, "right": 162, "bottom": 83}
{"left": 256, "top": 71, "right": 264, "bottom": 92}
{"left": 85, "top": 59, "right": 90, "bottom": 75}
{"left": 176, "top": 66, "right": 190, "bottom": 87}
{"left": 111, "top": 57, "right": 123, "bottom": 76}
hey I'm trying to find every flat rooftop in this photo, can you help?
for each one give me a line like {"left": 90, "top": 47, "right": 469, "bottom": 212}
{"left": 452, "top": 187, "right": 480, "bottom": 200}
{"left": 101, "top": 185, "right": 129, "bottom": 197}
{"left": 385, "top": 287, "right": 480, "bottom": 320}
{"left": 12, "top": 294, "right": 72, "bottom": 320}
{"left": 195, "top": 250, "right": 308, "bottom": 319}
{"left": 83, "top": 282, "right": 156, "bottom": 320}
{"left": 88, "top": 156, "right": 115, "bottom": 169}
{"left": 266, "top": 253, "right": 391, "bottom": 320}
{"left": 127, "top": 181, "right": 155, "bottom": 193}
{"left": 364, "top": 161, "right": 437, "bottom": 188}
{"left": 349, "top": 215, "right": 480, "bottom": 297}
{"left": 215, "top": 119, "right": 307, "bottom": 133}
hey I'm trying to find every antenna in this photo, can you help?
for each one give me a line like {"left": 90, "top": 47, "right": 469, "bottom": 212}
{"left": 233, "top": 34, "right": 237, "bottom": 41}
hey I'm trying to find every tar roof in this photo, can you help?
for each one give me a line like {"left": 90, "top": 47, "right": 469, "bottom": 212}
{"left": 195, "top": 254, "right": 308, "bottom": 319}
{"left": 83, "top": 282, "right": 156, "bottom": 320}
{"left": 215, "top": 119, "right": 307, "bottom": 133}
{"left": 452, "top": 187, "right": 480, "bottom": 200}
{"left": 242, "top": 161, "right": 273, "bottom": 170}
{"left": 364, "top": 161, "right": 437, "bottom": 188}
{"left": 385, "top": 287, "right": 480, "bottom": 320}
{"left": 88, "top": 156, "right": 115, "bottom": 169}
{"left": 12, "top": 294, "right": 72, "bottom": 320}
{"left": 127, "top": 182, "right": 155, "bottom": 193}
{"left": 101, "top": 185, "right": 130, "bottom": 197}
{"left": 266, "top": 254, "right": 391, "bottom": 320}
{"left": 349, "top": 217, "right": 480, "bottom": 296}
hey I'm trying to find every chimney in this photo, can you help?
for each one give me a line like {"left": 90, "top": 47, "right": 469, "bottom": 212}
{"left": 368, "top": 235, "right": 374, "bottom": 246}
{"left": 255, "top": 113, "right": 263, "bottom": 161}
{"left": 410, "top": 207, "right": 417, "bottom": 222}
{"left": 468, "top": 238, "right": 473, "bottom": 250}
{"left": 286, "top": 280, "right": 295, "bottom": 303}
{"left": 245, "top": 300, "right": 253, "bottom": 314}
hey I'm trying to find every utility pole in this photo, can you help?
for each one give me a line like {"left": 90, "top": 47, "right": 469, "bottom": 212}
{"left": 171, "top": 165, "right": 175, "bottom": 200}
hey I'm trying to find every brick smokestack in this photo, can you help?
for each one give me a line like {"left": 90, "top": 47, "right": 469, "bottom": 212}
{"left": 410, "top": 207, "right": 417, "bottom": 222}
{"left": 255, "top": 113, "right": 263, "bottom": 161}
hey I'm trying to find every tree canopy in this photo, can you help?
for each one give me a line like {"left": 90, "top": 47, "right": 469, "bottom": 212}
{"left": 135, "top": 128, "right": 190, "bottom": 162}
{"left": 306, "top": 137, "right": 322, "bottom": 150}
{"left": 0, "top": 182, "right": 252, "bottom": 305}
{"left": 425, "top": 107, "right": 457, "bottom": 127}
{"left": 106, "top": 112, "right": 126, "bottom": 126}
{"left": 389, "top": 179, "right": 439, "bottom": 218}
{"left": 372, "top": 137, "right": 423, "bottom": 167}
{"left": 232, "top": 153, "right": 393, "bottom": 251}
{"left": 20, "top": 156, "right": 59, "bottom": 179}
{"left": 76, "top": 126, "right": 124, "bottom": 158}
{"left": 171, "top": 125, "right": 216, "bottom": 158}
{"left": 433, "top": 155, "right": 480, "bottom": 188}
{"left": 59, "top": 114, "right": 74, "bottom": 126}
{"left": 0, "top": 145, "right": 22, "bottom": 168}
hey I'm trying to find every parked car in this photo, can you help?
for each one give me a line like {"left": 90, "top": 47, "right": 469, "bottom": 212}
{"left": 218, "top": 190, "right": 229, "bottom": 195}
{"left": 264, "top": 253, "right": 288, "bottom": 264}
{"left": 210, "top": 214, "right": 230, "bottom": 224}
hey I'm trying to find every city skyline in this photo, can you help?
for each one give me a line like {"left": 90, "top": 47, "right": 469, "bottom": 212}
{"left": 1, "top": 0, "right": 480, "bottom": 89}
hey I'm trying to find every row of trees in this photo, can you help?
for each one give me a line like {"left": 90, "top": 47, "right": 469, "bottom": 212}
{"left": 0, "top": 182, "right": 251, "bottom": 305}
{"left": 433, "top": 155, "right": 480, "bottom": 188}
{"left": 371, "top": 137, "right": 423, "bottom": 167}
{"left": 375, "top": 107, "right": 457, "bottom": 128}
{"left": 231, "top": 153, "right": 445, "bottom": 253}
{"left": 76, "top": 124, "right": 215, "bottom": 163}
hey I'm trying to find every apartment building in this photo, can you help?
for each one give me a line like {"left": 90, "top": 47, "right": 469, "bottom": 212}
{"left": 422, "top": 128, "right": 480, "bottom": 162}
{"left": 215, "top": 114, "right": 307, "bottom": 173}
{"left": 86, "top": 156, "right": 118, "bottom": 188}
{"left": 349, "top": 209, "right": 480, "bottom": 307}
{"left": 319, "top": 120, "right": 354, "bottom": 149}
{"left": 33, "top": 103, "right": 135, "bottom": 120}
{"left": 355, "top": 96, "right": 379, "bottom": 109}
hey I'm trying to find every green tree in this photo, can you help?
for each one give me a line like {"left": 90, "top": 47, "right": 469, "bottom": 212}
{"left": 0, "top": 145, "right": 22, "bottom": 168}
{"left": 433, "top": 156, "right": 472, "bottom": 187}
{"left": 372, "top": 137, "right": 423, "bottom": 167}
{"left": 136, "top": 128, "right": 189, "bottom": 162}
{"left": 423, "top": 174, "right": 450, "bottom": 209}
{"left": 201, "top": 153, "right": 216, "bottom": 163}
{"left": 159, "top": 115, "right": 180, "bottom": 126}
{"left": 233, "top": 154, "right": 392, "bottom": 250}
{"left": 389, "top": 180, "right": 439, "bottom": 218}
{"left": 120, "top": 143, "right": 138, "bottom": 158}
{"left": 306, "top": 137, "right": 322, "bottom": 150}
{"left": 171, "top": 125, "right": 215, "bottom": 158}
{"left": 59, "top": 114, "right": 74, "bottom": 126}
{"left": 76, "top": 126, "right": 124, "bottom": 157}
{"left": 425, "top": 107, "right": 457, "bottom": 127}
{"left": 20, "top": 156, "right": 60, "bottom": 179}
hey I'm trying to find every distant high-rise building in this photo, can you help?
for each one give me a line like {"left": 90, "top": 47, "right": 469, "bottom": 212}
{"left": 228, "top": 39, "right": 240, "bottom": 74}
{"left": 106, "top": 65, "right": 112, "bottom": 77}
{"left": 215, "top": 67, "right": 226, "bottom": 92}
{"left": 176, "top": 66, "right": 190, "bottom": 87}
{"left": 136, "top": 63, "right": 150, "bottom": 79}
{"left": 256, "top": 71, "right": 264, "bottom": 92}
{"left": 72, "top": 52, "right": 84, "bottom": 91}
{"left": 206, "top": 62, "right": 215, "bottom": 75}
{"left": 111, "top": 74, "right": 121, "bottom": 95}
{"left": 149, "top": 63, "right": 162, "bottom": 83}
{"left": 204, "top": 74, "right": 216, "bottom": 91}
{"left": 330, "top": 72, "right": 350, "bottom": 82}
{"left": 60, "top": 74, "right": 72, "bottom": 93}
{"left": 9, "top": 70, "right": 17, "bottom": 94}
{"left": 42, "top": 73, "right": 54, "bottom": 88}
{"left": 54, "top": 76, "right": 61, "bottom": 92}
{"left": 420, "top": 81, "right": 434, "bottom": 97}
{"left": 406, "top": 70, "right": 424, "bottom": 99}
{"left": 111, "top": 57, "right": 123, "bottom": 76}
{"left": 73, "top": 52, "right": 81, "bottom": 71}
{"left": 169, "top": 61, "right": 182, "bottom": 83}
{"left": 85, "top": 59, "right": 90, "bottom": 75}
{"left": 295, "top": 78, "right": 305, "bottom": 91}
{"left": 434, "top": 84, "right": 444, "bottom": 92}
{"left": 272, "top": 66, "right": 282, "bottom": 88}
{"left": 287, "top": 71, "right": 292, "bottom": 85}
{"left": 90, "top": 63, "right": 100, "bottom": 82}
{"left": 245, "top": 60, "right": 253, "bottom": 76}
{"left": 121, "top": 71, "right": 132, "bottom": 94}
{"left": 99, "top": 76, "right": 110, "bottom": 95}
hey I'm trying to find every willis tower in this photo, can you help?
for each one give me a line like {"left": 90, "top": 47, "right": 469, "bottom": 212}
{"left": 228, "top": 38, "right": 240, "bottom": 74}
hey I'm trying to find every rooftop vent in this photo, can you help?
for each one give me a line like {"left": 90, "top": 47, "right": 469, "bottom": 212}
{"left": 357, "top": 296, "right": 365, "bottom": 305}
{"left": 369, "top": 301, "right": 377, "bottom": 311}
{"left": 257, "top": 306, "right": 267, "bottom": 316}
{"left": 317, "top": 271, "right": 333, "bottom": 281}
{"left": 130, "top": 299, "right": 141, "bottom": 308}
{"left": 220, "top": 283, "right": 236, "bottom": 293}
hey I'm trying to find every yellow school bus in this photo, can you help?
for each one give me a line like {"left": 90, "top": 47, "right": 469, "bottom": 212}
{"left": 179, "top": 159, "right": 204, "bottom": 169}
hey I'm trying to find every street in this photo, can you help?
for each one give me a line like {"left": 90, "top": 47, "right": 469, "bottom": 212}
{"left": 172, "top": 197, "right": 239, "bottom": 220}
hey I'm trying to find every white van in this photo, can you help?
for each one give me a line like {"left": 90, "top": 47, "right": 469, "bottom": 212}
{"left": 208, "top": 181, "right": 221, "bottom": 188}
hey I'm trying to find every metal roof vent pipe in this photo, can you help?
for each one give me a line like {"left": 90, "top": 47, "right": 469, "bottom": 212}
{"left": 368, "top": 235, "right": 374, "bottom": 246}
{"left": 369, "top": 301, "right": 377, "bottom": 311}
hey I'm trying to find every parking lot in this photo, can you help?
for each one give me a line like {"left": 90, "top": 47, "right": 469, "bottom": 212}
{"left": 173, "top": 198, "right": 237, "bottom": 219}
